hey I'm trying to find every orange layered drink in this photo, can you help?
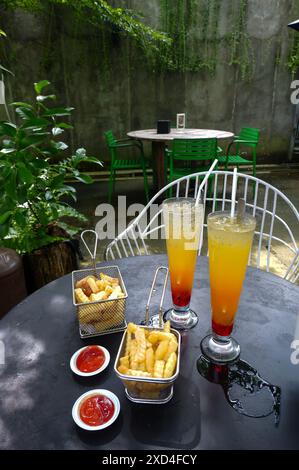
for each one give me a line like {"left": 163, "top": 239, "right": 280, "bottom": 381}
{"left": 208, "top": 211, "right": 256, "bottom": 336}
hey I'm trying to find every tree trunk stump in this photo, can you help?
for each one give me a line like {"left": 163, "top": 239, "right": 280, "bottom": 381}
{"left": 23, "top": 241, "right": 78, "bottom": 293}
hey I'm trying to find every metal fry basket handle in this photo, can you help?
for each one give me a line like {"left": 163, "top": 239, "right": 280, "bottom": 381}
{"left": 81, "top": 230, "right": 99, "bottom": 275}
{"left": 145, "top": 266, "right": 169, "bottom": 328}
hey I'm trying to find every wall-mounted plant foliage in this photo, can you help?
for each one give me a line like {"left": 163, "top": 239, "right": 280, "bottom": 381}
{"left": 158, "top": 0, "right": 253, "bottom": 79}
{"left": 1, "top": 0, "right": 298, "bottom": 78}
{"left": 288, "top": 32, "right": 299, "bottom": 77}
{"left": 1, "top": 0, "right": 172, "bottom": 55}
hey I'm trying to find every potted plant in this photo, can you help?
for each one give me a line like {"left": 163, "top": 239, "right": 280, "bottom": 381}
{"left": 0, "top": 80, "right": 102, "bottom": 292}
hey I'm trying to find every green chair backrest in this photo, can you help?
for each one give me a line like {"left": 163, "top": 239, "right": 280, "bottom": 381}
{"left": 104, "top": 130, "right": 117, "bottom": 148}
{"left": 238, "top": 127, "right": 260, "bottom": 147}
{"left": 171, "top": 138, "right": 218, "bottom": 161}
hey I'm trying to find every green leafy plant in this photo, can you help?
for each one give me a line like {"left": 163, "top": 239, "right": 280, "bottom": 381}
{"left": 1, "top": 0, "right": 171, "bottom": 54}
{"left": 0, "top": 80, "right": 102, "bottom": 254}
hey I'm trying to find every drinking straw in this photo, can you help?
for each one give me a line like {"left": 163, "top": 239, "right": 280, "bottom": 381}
{"left": 230, "top": 167, "right": 238, "bottom": 218}
{"left": 195, "top": 159, "right": 218, "bottom": 206}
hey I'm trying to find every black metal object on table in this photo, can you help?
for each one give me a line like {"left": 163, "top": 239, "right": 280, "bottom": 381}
{"left": 0, "top": 255, "right": 299, "bottom": 450}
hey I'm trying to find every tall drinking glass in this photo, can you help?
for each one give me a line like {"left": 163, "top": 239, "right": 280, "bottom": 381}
{"left": 163, "top": 198, "right": 203, "bottom": 329}
{"left": 201, "top": 211, "right": 256, "bottom": 362}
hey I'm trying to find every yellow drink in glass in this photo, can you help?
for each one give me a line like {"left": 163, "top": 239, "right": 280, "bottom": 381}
{"left": 201, "top": 210, "right": 256, "bottom": 363}
{"left": 208, "top": 212, "right": 256, "bottom": 336}
{"left": 163, "top": 198, "right": 203, "bottom": 329}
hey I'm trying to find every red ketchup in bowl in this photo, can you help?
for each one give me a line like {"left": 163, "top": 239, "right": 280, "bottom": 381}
{"left": 76, "top": 346, "right": 105, "bottom": 373}
{"left": 80, "top": 394, "right": 115, "bottom": 426}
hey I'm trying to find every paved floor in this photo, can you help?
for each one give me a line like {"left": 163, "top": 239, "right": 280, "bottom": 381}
{"left": 73, "top": 166, "right": 299, "bottom": 280}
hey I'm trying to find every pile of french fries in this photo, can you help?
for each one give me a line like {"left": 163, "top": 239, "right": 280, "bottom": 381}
{"left": 74, "top": 273, "right": 125, "bottom": 304}
{"left": 117, "top": 321, "right": 178, "bottom": 379}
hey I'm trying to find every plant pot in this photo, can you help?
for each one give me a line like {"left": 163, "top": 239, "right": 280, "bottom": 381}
{"left": 23, "top": 239, "right": 79, "bottom": 294}
{"left": 0, "top": 247, "right": 27, "bottom": 317}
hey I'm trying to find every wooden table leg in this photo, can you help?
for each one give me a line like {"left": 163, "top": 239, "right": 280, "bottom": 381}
{"left": 152, "top": 141, "right": 166, "bottom": 193}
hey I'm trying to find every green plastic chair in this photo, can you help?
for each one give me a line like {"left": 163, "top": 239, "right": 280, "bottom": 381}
{"left": 105, "top": 130, "right": 149, "bottom": 203}
{"left": 166, "top": 138, "right": 218, "bottom": 196}
{"left": 218, "top": 127, "right": 260, "bottom": 177}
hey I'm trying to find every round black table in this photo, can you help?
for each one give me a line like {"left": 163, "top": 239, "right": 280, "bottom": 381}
{"left": 1, "top": 255, "right": 299, "bottom": 450}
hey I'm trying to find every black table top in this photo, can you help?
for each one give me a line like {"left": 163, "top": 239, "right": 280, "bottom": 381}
{"left": 1, "top": 255, "right": 299, "bottom": 450}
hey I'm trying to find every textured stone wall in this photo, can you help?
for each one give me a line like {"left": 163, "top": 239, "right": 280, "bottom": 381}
{"left": 0, "top": 0, "right": 298, "bottom": 163}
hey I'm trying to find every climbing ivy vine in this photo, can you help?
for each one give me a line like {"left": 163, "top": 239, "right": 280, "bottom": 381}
{"left": 1, "top": 0, "right": 172, "bottom": 55}
{"left": 158, "top": 0, "right": 254, "bottom": 79}
{"left": 288, "top": 31, "right": 299, "bottom": 77}
{"left": 1, "top": 0, "right": 298, "bottom": 78}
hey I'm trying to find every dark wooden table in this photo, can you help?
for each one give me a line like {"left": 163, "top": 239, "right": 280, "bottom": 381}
{"left": 0, "top": 255, "right": 299, "bottom": 450}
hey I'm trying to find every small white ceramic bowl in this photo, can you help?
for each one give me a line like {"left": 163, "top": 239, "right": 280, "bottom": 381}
{"left": 70, "top": 345, "right": 110, "bottom": 377}
{"left": 72, "top": 389, "right": 120, "bottom": 431}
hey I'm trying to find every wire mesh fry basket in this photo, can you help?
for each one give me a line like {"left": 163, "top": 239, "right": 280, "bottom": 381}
{"left": 114, "top": 266, "right": 181, "bottom": 404}
{"left": 72, "top": 230, "right": 127, "bottom": 338}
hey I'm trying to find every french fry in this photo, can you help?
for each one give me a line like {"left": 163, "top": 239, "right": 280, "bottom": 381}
{"left": 75, "top": 288, "right": 90, "bottom": 304}
{"left": 148, "top": 330, "right": 175, "bottom": 344}
{"left": 79, "top": 280, "right": 93, "bottom": 297}
{"left": 87, "top": 277, "right": 99, "bottom": 293}
{"left": 107, "top": 285, "right": 123, "bottom": 299}
{"left": 145, "top": 347, "right": 154, "bottom": 374}
{"left": 135, "top": 327, "right": 146, "bottom": 363}
{"left": 105, "top": 285, "right": 114, "bottom": 296}
{"left": 153, "top": 360, "right": 165, "bottom": 378}
{"left": 95, "top": 279, "right": 106, "bottom": 291}
{"left": 155, "top": 339, "right": 169, "bottom": 361}
{"left": 130, "top": 339, "right": 138, "bottom": 370}
{"left": 138, "top": 361, "right": 146, "bottom": 372}
{"left": 164, "top": 338, "right": 178, "bottom": 361}
{"left": 90, "top": 291, "right": 108, "bottom": 301}
{"left": 120, "top": 355, "right": 130, "bottom": 369}
{"left": 164, "top": 352, "right": 177, "bottom": 378}
{"left": 127, "top": 322, "right": 137, "bottom": 334}
{"left": 76, "top": 275, "right": 96, "bottom": 288}
{"left": 128, "top": 369, "right": 151, "bottom": 378}
{"left": 100, "top": 273, "right": 119, "bottom": 285}
{"left": 118, "top": 364, "right": 129, "bottom": 375}
{"left": 125, "top": 331, "right": 132, "bottom": 356}
{"left": 147, "top": 331, "right": 160, "bottom": 345}
{"left": 163, "top": 320, "right": 171, "bottom": 333}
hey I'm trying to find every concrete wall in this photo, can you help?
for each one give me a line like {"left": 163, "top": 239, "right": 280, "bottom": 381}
{"left": 0, "top": 0, "right": 298, "bottom": 164}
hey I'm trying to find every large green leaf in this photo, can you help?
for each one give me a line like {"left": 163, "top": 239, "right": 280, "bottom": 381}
{"left": 0, "top": 210, "right": 12, "bottom": 224}
{"left": 21, "top": 117, "right": 50, "bottom": 129}
{"left": 56, "top": 122, "right": 73, "bottom": 130}
{"left": 43, "top": 107, "right": 74, "bottom": 117}
{"left": 0, "top": 121, "right": 17, "bottom": 137}
{"left": 15, "top": 106, "right": 35, "bottom": 120}
{"left": 51, "top": 173, "right": 65, "bottom": 189}
{"left": 17, "top": 163, "right": 34, "bottom": 184}
{"left": 74, "top": 173, "right": 93, "bottom": 184}
{"left": 34, "top": 80, "right": 51, "bottom": 94}
{"left": 11, "top": 102, "right": 34, "bottom": 109}
{"left": 36, "top": 94, "right": 56, "bottom": 102}
{"left": 19, "top": 133, "right": 49, "bottom": 149}
{"left": 29, "top": 158, "right": 49, "bottom": 170}
{"left": 0, "top": 148, "right": 15, "bottom": 154}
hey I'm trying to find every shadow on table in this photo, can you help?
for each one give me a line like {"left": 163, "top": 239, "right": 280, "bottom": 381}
{"left": 129, "top": 376, "right": 201, "bottom": 449}
{"left": 75, "top": 413, "right": 124, "bottom": 446}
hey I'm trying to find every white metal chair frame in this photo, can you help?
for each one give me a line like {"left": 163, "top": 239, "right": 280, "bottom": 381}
{"left": 105, "top": 171, "right": 299, "bottom": 282}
